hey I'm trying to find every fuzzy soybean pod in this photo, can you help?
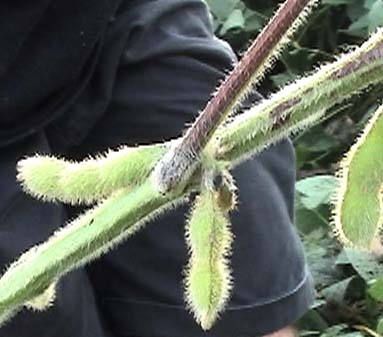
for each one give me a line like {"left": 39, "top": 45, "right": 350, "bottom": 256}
{"left": 333, "top": 104, "right": 383, "bottom": 252}
{"left": 24, "top": 282, "right": 57, "bottom": 311}
{"left": 184, "top": 176, "right": 234, "bottom": 330}
{"left": 17, "top": 143, "right": 167, "bottom": 205}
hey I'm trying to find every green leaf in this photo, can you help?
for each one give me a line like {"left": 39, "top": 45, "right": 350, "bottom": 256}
{"left": 368, "top": 0, "right": 383, "bottom": 32}
{"left": 376, "top": 317, "right": 383, "bottom": 334}
{"left": 220, "top": 9, "right": 245, "bottom": 35}
{"left": 320, "top": 324, "right": 348, "bottom": 337}
{"left": 366, "top": 0, "right": 378, "bottom": 9}
{"left": 344, "top": 2, "right": 369, "bottom": 37}
{"left": 205, "top": 0, "right": 240, "bottom": 22}
{"left": 348, "top": 13, "right": 370, "bottom": 31}
{"left": 296, "top": 206, "right": 328, "bottom": 234}
{"left": 322, "top": 0, "right": 350, "bottom": 5}
{"left": 243, "top": 10, "right": 265, "bottom": 32}
{"left": 296, "top": 175, "right": 338, "bottom": 210}
{"left": 270, "top": 72, "right": 296, "bottom": 87}
{"left": 333, "top": 105, "right": 383, "bottom": 250}
{"left": 347, "top": 1, "right": 369, "bottom": 21}
{"left": 321, "top": 276, "right": 355, "bottom": 304}
{"left": 320, "top": 325, "right": 364, "bottom": 337}
{"left": 335, "top": 249, "right": 350, "bottom": 265}
{"left": 345, "top": 248, "right": 383, "bottom": 281}
{"left": 303, "top": 229, "right": 341, "bottom": 289}
{"left": 298, "top": 309, "right": 329, "bottom": 332}
{"left": 295, "top": 129, "right": 339, "bottom": 169}
{"left": 368, "top": 278, "right": 383, "bottom": 301}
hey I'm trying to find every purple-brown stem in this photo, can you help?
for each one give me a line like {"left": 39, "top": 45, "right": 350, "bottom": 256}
{"left": 155, "top": 0, "right": 312, "bottom": 192}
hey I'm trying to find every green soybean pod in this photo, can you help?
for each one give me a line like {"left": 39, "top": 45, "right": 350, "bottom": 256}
{"left": 184, "top": 179, "right": 233, "bottom": 330}
{"left": 17, "top": 143, "right": 167, "bottom": 205}
{"left": 333, "top": 104, "right": 383, "bottom": 252}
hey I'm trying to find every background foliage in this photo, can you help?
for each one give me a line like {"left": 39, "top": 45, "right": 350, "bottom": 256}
{"left": 205, "top": 0, "right": 383, "bottom": 335}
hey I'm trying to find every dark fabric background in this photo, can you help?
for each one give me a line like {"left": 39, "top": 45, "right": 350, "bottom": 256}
{"left": 0, "top": 0, "right": 121, "bottom": 147}
{"left": 0, "top": 0, "right": 314, "bottom": 336}
{"left": 59, "top": 0, "right": 314, "bottom": 336}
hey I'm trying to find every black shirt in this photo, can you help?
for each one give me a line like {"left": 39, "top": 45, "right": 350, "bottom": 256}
{"left": 0, "top": 1, "right": 314, "bottom": 336}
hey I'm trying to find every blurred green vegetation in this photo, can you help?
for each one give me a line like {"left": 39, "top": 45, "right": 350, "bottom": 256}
{"left": 205, "top": 0, "right": 383, "bottom": 335}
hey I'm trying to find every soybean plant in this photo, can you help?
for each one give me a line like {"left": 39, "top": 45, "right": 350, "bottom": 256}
{"left": 0, "top": 0, "right": 382, "bottom": 330}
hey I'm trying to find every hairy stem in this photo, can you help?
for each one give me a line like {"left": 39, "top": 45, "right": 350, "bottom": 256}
{"left": 0, "top": 179, "right": 187, "bottom": 325}
{"left": 2, "top": 28, "right": 383, "bottom": 329}
{"left": 154, "top": 0, "right": 317, "bottom": 192}
{"left": 215, "top": 29, "right": 383, "bottom": 167}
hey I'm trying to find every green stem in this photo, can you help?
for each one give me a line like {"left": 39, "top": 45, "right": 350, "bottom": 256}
{"left": 1, "top": 28, "right": 382, "bottom": 329}
{"left": 0, "top": 179, "right": 185, "bottom": 325}
{"left": 216, "top": 29, "right": 383, "bottom": 167}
